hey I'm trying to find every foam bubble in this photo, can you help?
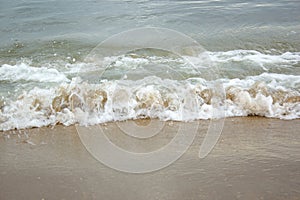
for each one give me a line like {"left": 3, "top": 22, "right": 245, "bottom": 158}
{"left": 0, "top": 73, "right": 299, "bottom": 131}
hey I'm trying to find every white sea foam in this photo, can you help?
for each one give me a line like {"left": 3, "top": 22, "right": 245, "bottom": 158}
{"left": 208, "top": 50, "right": 300, "bottom": 65}
{"left": 208, "top": 50, "right": 300, "bottom": 72}
{"left": 0, "top": 63, "right": 70, "bottom": 83}
{"left": 0, "top": 73, "right": 299, "bottom": 131}
{"left": 222, "top": 73, "right": 300, "bottom": 119}
{"left": 0, "top": 50, "right": 299, "bottom": 131}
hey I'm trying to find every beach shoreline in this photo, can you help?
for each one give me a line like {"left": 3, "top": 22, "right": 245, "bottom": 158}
{"left": 0, "top": 117, "right": 299, "bottom": 199}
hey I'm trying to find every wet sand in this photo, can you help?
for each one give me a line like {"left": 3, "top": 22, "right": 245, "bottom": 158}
{"left": 0, "top": 117, "right": 299, "bottom": 200}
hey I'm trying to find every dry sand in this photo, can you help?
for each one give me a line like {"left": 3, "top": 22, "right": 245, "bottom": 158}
{"left": 0, "top": 117, "right": 299, "bottom": 200}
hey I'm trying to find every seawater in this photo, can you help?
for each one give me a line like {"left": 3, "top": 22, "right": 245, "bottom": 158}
{"left": 0, "top": 0, "right": 300, "bottom": 131}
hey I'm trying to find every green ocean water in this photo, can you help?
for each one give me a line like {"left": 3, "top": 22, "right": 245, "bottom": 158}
{"left": 1, "top": 0, "right": 300, "bottom": 63}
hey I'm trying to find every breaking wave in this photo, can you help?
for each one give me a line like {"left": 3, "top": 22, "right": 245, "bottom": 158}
{"left": 0, "top": 50, "right": 299, "bottom": 131}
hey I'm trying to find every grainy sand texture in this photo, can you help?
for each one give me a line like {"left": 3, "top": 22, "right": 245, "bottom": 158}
{"left": 0, "top": 117, "right": 299, "bottom": 200}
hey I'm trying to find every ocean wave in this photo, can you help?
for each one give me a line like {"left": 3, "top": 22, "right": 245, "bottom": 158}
{"left": 0, "top": 73, "right": 299, "bottom": 131}
{"left": 0, "top": 50, "right": 299, "bottom": 130}
{"left": 1, "top": 50, "right": 299, "bottom": 83}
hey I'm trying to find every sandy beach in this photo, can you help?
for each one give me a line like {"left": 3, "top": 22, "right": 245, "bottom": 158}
{"left": 0, "top": 117, "right": 299, "bottom": 200}
{"left": 1, "top": 0, "right": 300, "bottom": 199}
